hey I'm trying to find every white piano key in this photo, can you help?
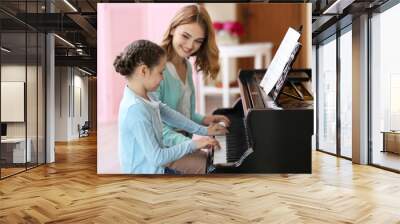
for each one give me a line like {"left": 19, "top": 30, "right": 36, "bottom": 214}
{"left": 213, "top": 136, "right": 227, "bottom": 165}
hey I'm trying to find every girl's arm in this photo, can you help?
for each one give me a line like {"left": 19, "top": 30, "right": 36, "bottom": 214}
{"left": 162, "top": 125, "right": 190, "bottom": 147}
{"left": 158, "top": 102, "right": 208, "bottom": 136}
{"left": 160, "top": 102, "right": 208, "bottom": 135}
{"left": 148, "top": 92, "right": 207, "bottom": 135}
{"left": 127, "top": 106, "right": 197, "bottom": 167}
{"left": 160, "top": 107, "right": 228, "bottom": 138}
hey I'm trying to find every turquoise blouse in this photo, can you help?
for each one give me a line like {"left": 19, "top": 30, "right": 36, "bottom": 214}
{"left": 118, "top": 86, "right": 207, "bottom": 174}
{"left": 155, "top": 60, "right": 205, "bottom": 146}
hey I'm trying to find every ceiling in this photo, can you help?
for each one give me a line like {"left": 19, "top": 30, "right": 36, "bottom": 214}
{"left": 1, "top": 0, "right": 99, "bottom": 74}
{"left": 0, "top": 0, "right": 393, "bottom": 75}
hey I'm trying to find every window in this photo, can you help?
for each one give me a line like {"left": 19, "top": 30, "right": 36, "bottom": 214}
{"left": 339, "top": 28, "right": 352, "bottom": 158}
{"left": 0, "top": 1, "right": 47, "bottom": 179}
{"left": 371, "top": 2, "right": 400, "bottom": 171}
{"left": 317, "top": 36, "right": 337, "bottom": 154}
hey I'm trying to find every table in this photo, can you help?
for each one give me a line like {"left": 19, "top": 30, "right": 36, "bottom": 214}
{"left": 1, "top": 138, "right": 32, "bottom": 164}
{"left": 199, "top": 42, "right": 273, "bottom": 114}
{"left": 381, "top": 131, "right": 400, "bottom": 154}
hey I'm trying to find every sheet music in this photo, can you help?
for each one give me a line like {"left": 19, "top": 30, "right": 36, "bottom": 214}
{"left": 260, "top": 27, "right": 301, "bottom": 95}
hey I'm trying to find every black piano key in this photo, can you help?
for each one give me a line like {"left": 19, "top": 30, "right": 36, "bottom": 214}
{"left": 221, "top": 116, "right": 248, "bottom": 163}
{"left": 213, "top": 113, "right": 251, "bottom": 164}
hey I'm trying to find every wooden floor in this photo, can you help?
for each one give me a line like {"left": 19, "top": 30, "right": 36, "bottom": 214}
{"left": 373, "top": 150, "right": 400, "bottom": 171}
{"left": 1, "top": 135, "right": 400, "bottom": 223}
{"left": 1, "top": 167, "right": 26, "bottom": 178}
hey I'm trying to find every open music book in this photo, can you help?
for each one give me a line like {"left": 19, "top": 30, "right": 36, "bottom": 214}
{"left": 260, "top": 27, "right": 301, "bottom": 98}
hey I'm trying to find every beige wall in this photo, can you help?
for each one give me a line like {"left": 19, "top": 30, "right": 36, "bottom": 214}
{"left": 204, "top": 3, "right": 237, "bottom": 21}
{"left": 1, "top": 65, "right": 43, "bottom": 138}
{"left": 1, "top": 64, "right": 45, "bottom": 164}
{"left": 54, "top": 66, "right": 89, "bottom": 141}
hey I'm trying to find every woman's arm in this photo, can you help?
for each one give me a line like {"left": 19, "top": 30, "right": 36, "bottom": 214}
{"left": 158, "top": 102, "right": 208, "bottom": 136}
{"left": 188, "top": 73, "right": 230, "bottom": 126}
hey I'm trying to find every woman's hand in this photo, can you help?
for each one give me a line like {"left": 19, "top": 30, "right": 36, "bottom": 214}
{"left": 203, "top": 115, "right": 230, "bottom": 127}
{"left": 207, "top": 123, "right": 228, "bottom": 136}
{"left": 194, "top": 137, "right": 221, "bottom": 151}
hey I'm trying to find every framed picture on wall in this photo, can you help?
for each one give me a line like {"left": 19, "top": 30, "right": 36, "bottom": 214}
{"left": 1, "top": 81, "right": 25, "bottom": 122}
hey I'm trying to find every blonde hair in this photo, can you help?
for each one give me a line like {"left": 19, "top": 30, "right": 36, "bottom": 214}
{"left": 161, "top": 5, "right": 220, "bottom": 80}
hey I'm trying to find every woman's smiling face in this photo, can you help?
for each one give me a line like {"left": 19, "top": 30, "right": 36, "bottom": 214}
{"left": 171, "top": 22, "right": 205, "bottom": 58}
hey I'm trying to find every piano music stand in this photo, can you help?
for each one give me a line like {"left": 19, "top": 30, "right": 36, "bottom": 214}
{"left": 282, "top": 69, "right": 313, "bottom": 101}
{"left": 269, "top": 42, "right": 303, "bottom": 102}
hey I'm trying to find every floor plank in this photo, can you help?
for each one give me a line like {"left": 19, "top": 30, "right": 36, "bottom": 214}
{"left": 1, "top": 134, "right": 400, "bottom": 223}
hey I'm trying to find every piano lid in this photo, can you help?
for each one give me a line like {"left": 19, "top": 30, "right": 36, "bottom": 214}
{"left": 238, "top": 68, "right": 313, "bottom": 113}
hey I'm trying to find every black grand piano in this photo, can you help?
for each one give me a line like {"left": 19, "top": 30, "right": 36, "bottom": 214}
{"left": 210, "top": 27, "right": 313, "bottom": 174}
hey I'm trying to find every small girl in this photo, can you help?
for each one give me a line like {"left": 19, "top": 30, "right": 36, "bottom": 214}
{"left": 115, "top": 40, "right": 225, "bottom": 174}
{"left": 156, "top": 5, "right": 230, "bottom": 174}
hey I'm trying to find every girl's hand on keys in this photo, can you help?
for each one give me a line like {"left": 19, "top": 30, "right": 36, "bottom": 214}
{"left": 194, "top": 138, "right": 221, "bottom": 151}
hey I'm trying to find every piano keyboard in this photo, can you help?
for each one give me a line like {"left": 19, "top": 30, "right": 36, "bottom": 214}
{"left": 213, "top": 136, "right": 227, "bottom": 164}
{"left": 212, "top": 116, "right": 250, "bottom": 165}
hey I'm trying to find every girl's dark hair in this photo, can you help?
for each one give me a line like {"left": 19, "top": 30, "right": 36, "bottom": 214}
{"left": 113, "top": 39, "right": 166, "bottom": 77}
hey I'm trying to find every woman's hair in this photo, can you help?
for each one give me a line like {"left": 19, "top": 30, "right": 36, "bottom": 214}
{"left": 114, "top": 39, "right": 166, "bottom": 77}
{"left": 161, "top": 4, "right": 220, "bottom": 80}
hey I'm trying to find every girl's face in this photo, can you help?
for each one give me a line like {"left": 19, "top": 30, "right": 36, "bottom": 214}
{"left": 143, "top": 56, "right": 167, "bottom": 92}
{"left": 171, "top": 22, "right": 205, "bottom": 58}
